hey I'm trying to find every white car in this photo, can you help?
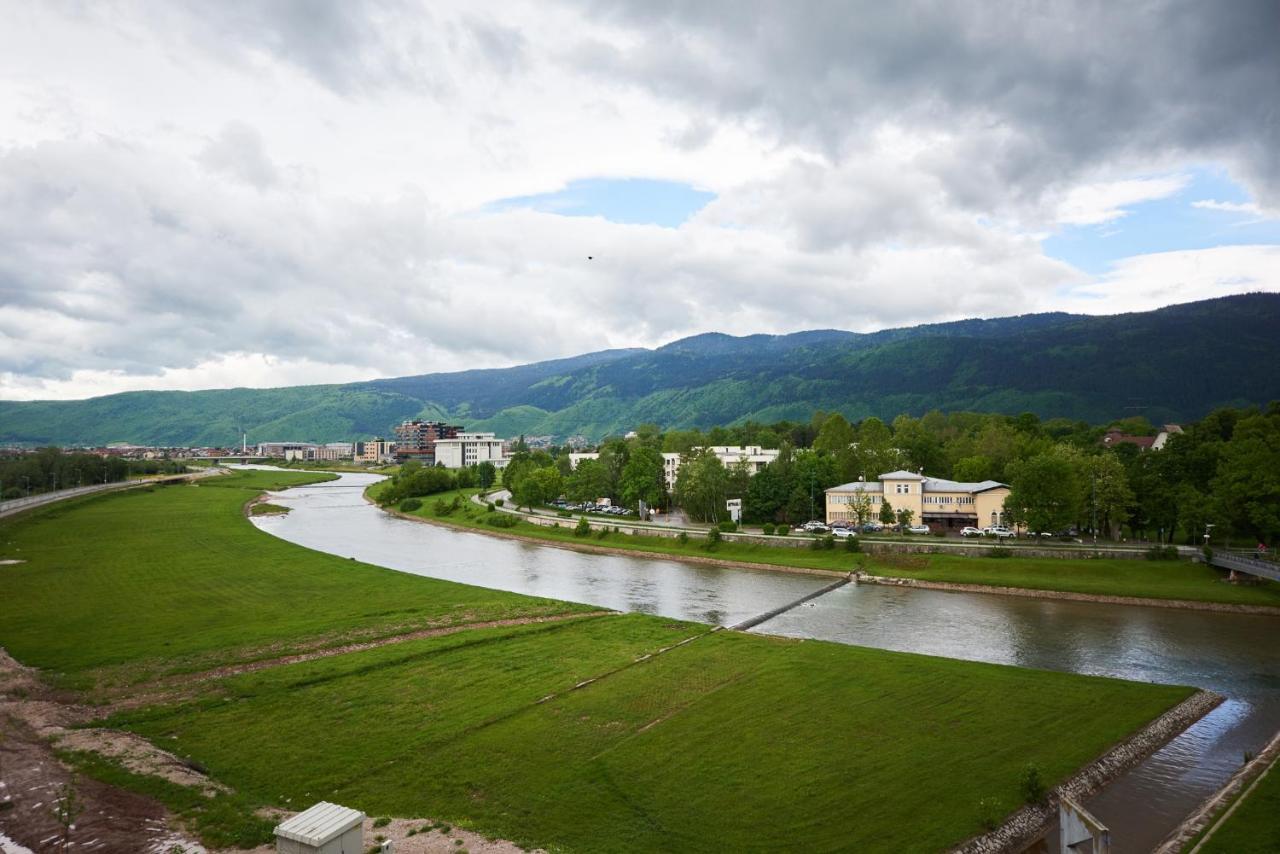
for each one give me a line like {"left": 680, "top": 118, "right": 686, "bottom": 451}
{"left": 832, "top": 527, "right": 857, "bottom": 538}
{"left": 960, "top": 526, "right": 983, "bottom": 538}
{"left": 984, "top": 526, "right": 1016, "bottom": 539}
{"left": 802, "top": 521, "right": 830, "bottom": 533}
{"left": 905, "top": 524, "right": 931, "bottom": 535}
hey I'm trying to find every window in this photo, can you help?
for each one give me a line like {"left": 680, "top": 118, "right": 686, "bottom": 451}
{"left": 895, "top": 483, "right": 910, "bottom": 494}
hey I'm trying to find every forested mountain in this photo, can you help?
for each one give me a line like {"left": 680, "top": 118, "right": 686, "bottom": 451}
{"left": 2, "top": 294, "right": 1278, "bottom": 446}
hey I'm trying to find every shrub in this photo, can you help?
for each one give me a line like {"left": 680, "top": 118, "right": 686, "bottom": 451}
{"left": 1203, "top": 545, "right": 1214, "bottom": 563}
{"left": 987, "top": 547, "right": 1012, "bottom": 558}
{"left": 844, "top": 535, "right": 860, "bottom": 553}
{"left": 486, "top": 501, "right": 496, "bottom": 511}
{"left": 705, "top": 528, "right": 721, "bottom": 549}
{"left": 677, "top": 531, "right": 689, "bottom": 545}
{"left": 762, "top": 522, "right": 775, "bottom": 535}
{"left": 373, "top": 817, "right": 391, "bottom": 829}
{"left": 398, "top": 498, "right": 422, "bottom": 512}
{"left": 775, "top": 526, "right": 788, "bottom": 537}
{"left": 494, "top": 498, "right": 504, "bottom": 507}
{"left": 573, "top": 517, "right": 591, "bottom": 537}
{"left": 556, "top": 509, "right": 572, "bottom": 518}
{"left": 1145, "top": 545, "right": 1179, "bottom": 561}
{"left": 976, "top": 796, "right": 1003, "bottom": 832}
{"left": 717, "top": 520, "right": 738, "bottom": 533}
{"left": 810, "top": 536, "right": 823, "bottom": 551}
{"left": 595, "top": 528, "right": 609, "bottom": 540}
{"left": 1019, "top": 763, "right": 1046, "bottom": 804}
{"left": 486, "top": 514, "right": 518, "bottom": 528}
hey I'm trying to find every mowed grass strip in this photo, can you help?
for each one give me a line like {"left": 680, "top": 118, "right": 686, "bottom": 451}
{"left": 869, "top": 553, "right": 1280, "bottom": 606}
{"left": 1195, "top": 759, "right": 1280, "bottom": 854}
{"left": 0, "top": 470, "right": 592, "bottom": 689}
{"left": 391, "top": 485, "right": 1280, "bottom": 608}
{"left": 114, "top": 617, "right": 1192, "bottom": 854}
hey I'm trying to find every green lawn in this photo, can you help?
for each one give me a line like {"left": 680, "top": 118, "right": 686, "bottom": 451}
{"left": 0, "top": 470, "right": 590, "bottom": 691}
{"left": 113, "top": 616, "right": 1192, "bottom": 854}
{"left": 383, "top": 485, "right": 1280, "bottom": 608}
{"left": 0, "top": 471, "right": 1205, "bottom": 852}
{"left": 1195, "top": 762, "right": 1280, "bottom": 854}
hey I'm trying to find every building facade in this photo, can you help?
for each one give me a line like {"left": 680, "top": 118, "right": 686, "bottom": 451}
{"left": 359, "top": 438, "right": 397, "bottom": 464}
{"left": 392, "top": 420, "right": 462, "bottom": 465}
{"left": 433, "top": 432, "right": 507, "bottom": 469}
{"left": 825, "top": 470, "right": 1011, "bottom": 531}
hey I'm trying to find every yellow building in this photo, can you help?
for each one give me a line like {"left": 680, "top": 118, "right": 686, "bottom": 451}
{"left": 825, "top": 470, "right": 1011, "bottom": 532}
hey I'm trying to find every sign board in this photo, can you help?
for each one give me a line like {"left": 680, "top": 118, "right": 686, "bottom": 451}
{"left": 726, "top": 498, "right": 742, "bottom": 524}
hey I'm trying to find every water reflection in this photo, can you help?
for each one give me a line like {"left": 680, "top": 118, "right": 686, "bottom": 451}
{"left": 252, "top": 471, "right": 1279, "bottom": 854}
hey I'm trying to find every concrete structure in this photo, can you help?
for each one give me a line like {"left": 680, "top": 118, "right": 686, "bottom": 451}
{"left": 1152, "top": 423, "right": 1183, "bottom": 451}
{"left": 257, "top": 441, "right": 316, "bottom": 458}
{"left": 1102, "top": 424, "right": 1181, "bottom": 452}
{"left": 825, "top": 470, "right": 1011, "bottom": 531}
{"left": 393, "top": 419, "right": 461, "bottom": 464}
{"left": 274, "top": 801, "right": 363, "bottom": 854}
{"left": 434, "top": 432, "right": 508, "bottom": 469}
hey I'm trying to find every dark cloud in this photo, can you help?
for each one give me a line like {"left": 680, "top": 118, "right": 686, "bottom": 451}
{"left": 573, "top": 0, "right": 1280, "bottom": 207}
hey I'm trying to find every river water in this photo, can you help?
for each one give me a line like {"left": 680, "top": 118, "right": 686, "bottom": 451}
{"left": 251, "top": 472, "right": 1279, "bottom": 853}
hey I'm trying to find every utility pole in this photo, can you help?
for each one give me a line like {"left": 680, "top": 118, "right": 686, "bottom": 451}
{"left": 1091, "top": 469, "right": 1098, "bottom": 547}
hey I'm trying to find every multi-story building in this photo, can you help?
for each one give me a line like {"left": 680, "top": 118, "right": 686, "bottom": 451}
{"left": 433, "top": 432, "right": 508, "bottom": 469}
{"left": 825, "top": 470, "right": 1011, "bottom": 531}
{"left": 358, "top": 438, "right": 397, "bottom": 464}
{"left": 392, "top": 420, "right": 461, "bottom": 465}
{"left": 569, "top": 447, "right": 775, "bottom": 491}
{"left": 257, "top": 441, "right": 316, "bottom": 458}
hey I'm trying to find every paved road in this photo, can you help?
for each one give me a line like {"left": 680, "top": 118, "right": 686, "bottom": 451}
{"left": 0, "top": 468, "right": 224, "bottom": 520}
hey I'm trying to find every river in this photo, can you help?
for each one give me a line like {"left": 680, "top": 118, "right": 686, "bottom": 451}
{"left": 251, "top": 471, "right": 1279, "bottom": 853}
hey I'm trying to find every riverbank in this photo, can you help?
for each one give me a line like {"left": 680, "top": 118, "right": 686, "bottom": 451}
{"left": 0, "top": 469, "right": 1203, "bottom": 852}
{"left": 372, "top": 485, "right": 1280, "bottom": 614}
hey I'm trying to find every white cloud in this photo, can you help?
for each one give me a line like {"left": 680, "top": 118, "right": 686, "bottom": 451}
{"left": 0, "top": 1, "right": 1277, "bottom": 401}
{"left": 1060, "top": 245, "right": 1280, "bottom": 313}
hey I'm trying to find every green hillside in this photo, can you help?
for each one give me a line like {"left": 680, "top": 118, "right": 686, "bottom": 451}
{"left": 2, "top": 294, "right": 1278, "bottom": 445}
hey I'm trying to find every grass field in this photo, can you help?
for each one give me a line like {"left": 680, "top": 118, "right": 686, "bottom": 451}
{"left": 382, "top": 484, "right": 1280, "bottom": 608}
{"left": 111, "top": 616, "right": 1192, "bottom": 853}
{"left": 1194, "top": 761, "right": 1280, "bottom": 853}
{"left": 0, "top": 470, "right": 589, "bottom": 691}
{"left": 0, "top": 471, "right": 1202, "bottom": 851}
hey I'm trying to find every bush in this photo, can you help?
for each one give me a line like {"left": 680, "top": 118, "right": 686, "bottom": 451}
{"left": 398, "top": 498, "right": 422, "bottom": 512}
{"left": 373, "top": 817, "right": 391, "bottom": 829}
{"left": 717, "top": 520, "right": 738, "bottom": 533}
{"left": 1019, "top": 763, "right": 1046, "bottom": 804}
{"left": 595, "top": 528, "right": 609, "bottom": 540}
{"left": 1145, "top": 545, "right": 1179, "bottom": 561}
{"left": 486, "top": 514, "right": 518, "bottom": 528}
{"left": 775, "top": 526, "right": 788, "bottom": 537}
{"left": 762, "top": 523, "right": 775, "bottom": 535}
{"left": 494, "top": 498, "right": 504, "bottom": 507}
{"left": 486, "top": 501, "right": 496, "bottom": 511}
{"left": 677, "top": 532, "right": 689, "bottom": 545}
{"left": 844, "top": 535, "right": 860, "bottom": 552}
{"left": 986, "top": 547, "right": 1012, "bottom": 558}
{"left": 556, "top": 509, "right": 572, "bottom": 518}
{"left": 573, "top": 517, "right": 591, "bottom": 537}
{"left": 976, "top": 796, "right": 1003, "bottom": 832}
{"left": 705, "top": 528, "right": 721, "bottom": 549}
{"left": 1203, "top": 545, "right": 1214, "bottom": 563}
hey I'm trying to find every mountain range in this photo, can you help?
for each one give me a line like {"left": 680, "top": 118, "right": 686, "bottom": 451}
{"left": 2, "top": 293, "right": 1278, "bottom": 446}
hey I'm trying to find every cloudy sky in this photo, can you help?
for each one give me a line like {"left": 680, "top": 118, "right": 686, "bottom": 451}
{"left": 2, "top": 0, "right": 1278, "bottom": 400}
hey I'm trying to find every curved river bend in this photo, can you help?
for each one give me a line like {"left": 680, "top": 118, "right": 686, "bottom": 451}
{"left": 251, "top": 472, "right": 1279, "bottom": 853}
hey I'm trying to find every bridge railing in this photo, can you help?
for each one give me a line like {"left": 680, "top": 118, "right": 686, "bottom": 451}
{"left": 1208, "top": 550, "right": 1280, "bottom": 583}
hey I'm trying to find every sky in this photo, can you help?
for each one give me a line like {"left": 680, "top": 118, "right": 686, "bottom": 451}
{"left": 1, "top": 1, "right": 1278, "bottom": 401}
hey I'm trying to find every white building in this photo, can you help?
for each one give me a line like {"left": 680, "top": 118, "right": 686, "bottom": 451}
{"left": 569, "top": 447, "right": 776, "bottom": 490}
{"left": 434, "top": 432, "right": 507, "bottom": 469}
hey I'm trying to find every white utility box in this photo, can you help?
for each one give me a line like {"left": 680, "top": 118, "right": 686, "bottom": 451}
{"left": 275, "top": 801, "right": 365, "bottom": 854}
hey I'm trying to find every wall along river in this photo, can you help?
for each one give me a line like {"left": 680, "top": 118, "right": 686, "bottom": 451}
{"left": 250, "top": 471, "right": 1279, "bottom": 853}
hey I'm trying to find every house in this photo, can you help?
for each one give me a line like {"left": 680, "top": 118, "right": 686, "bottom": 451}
{"left": 825, "top": 470, "right": 1011, "bottom": 531}
{"left": 433, "top": 432, "right": 508, "bottom": 469}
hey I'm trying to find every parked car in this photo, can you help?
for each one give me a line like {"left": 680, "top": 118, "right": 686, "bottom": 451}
{"left": 905, "top": 524, "right": 931, "bottom": 535}
{"left": 861, "top": 522, "right": 884, "bottom": 533}
{"left": 802, "top": 521, "right": 830, "bottom": 533}
{"left": 832, "top": 527, "right": 857, "bottom": 538}
{"left": 984, "top": 526, "right": 1016, "bottom": 539}
{"left": 960, "top": 526, "right": 983, "bottom": 538}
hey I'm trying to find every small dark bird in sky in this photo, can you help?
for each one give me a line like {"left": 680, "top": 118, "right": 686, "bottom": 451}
{"left": 587, "top": 256, "right": 594, "bottom": 260}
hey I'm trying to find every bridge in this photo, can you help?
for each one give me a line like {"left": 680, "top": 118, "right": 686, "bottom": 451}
{"left": 1203, "top": 549, "right": 1280, "bottom": 583}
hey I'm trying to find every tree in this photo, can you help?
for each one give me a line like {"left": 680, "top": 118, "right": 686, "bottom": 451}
{"left": 476, "top": 461, "right": 497, "bottom": 489}
{"left": 1211, "top": 411, "right": 1280, "bottom": 542}
{"left": 1005, "top": 447, "right": 1086, "bottom": 534}
{"left": 513, "top": 466, "right": 563, "bottom": 509}
{"left": 744, "top": 461, "right": 789, "bottom": 523}
{"left": 566, "top": 459, "right": 610, "bottom": 503}
{"left": 620, "top": 446, "right": 665, "bottom": 509}
{"left": 896, "top": 507, "right": 914, "bottom": 529}
{"left": 879, "top": 497, "right": 896, "bottom": 525}
{"left": 850, "top": 490, "right": 872, "bottom": 526}
{"left": 675, "top": 450, "right": 729, "bottom": 523}
{"left": 785, "top": 451, "right": 838, "bottom": 523}
{"left": 813, "top": 413, "right": 856, "bottom": 453}
{"left": 951, "top": 455, "right": 994, "bottom": 484}
{"left": 1089, "top": 452, "right": 1134, "bottom": 539}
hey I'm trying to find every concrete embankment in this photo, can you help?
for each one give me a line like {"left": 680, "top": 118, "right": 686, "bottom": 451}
{"left": 951, "top": 690, "right": 1224, "bottom": 854}
{"left": 858, "top": 573, "right": 1280, "bottom": 616}
{"left": 730, "top": 575, "right": 853, "bottom": 631}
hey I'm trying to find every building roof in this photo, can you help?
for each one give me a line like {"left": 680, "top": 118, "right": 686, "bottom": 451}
{"left": 827, "top": 474, "right": 1006, "bottom": 495}
{"left": 878, "top": 470, "right": 926, "bottom": 481}
{"left": 275, "top": 802, "right": 364, "bottom": 846}
{"left": 827, "top": 480, "right": 884, "bottom": 493}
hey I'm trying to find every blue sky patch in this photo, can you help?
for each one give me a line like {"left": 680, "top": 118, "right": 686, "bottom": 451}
{"left": 1043, "top": 166, "right": 1280, "bottom": 275}
{"left": 488, "top": 177, "right": 716, "bottom": 228}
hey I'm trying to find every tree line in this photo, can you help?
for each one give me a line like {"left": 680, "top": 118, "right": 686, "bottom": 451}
{"left": 498, "top": 404, "right": 1280, "bottom": 545}
{"left": 0, "top": 448, "right": 188, "bottom": 499}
